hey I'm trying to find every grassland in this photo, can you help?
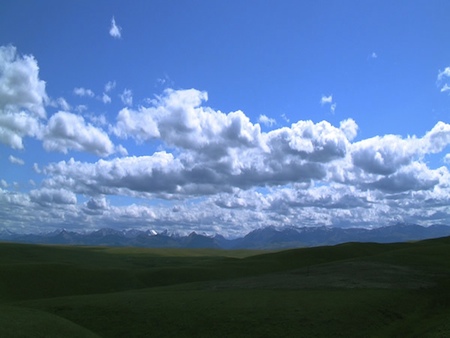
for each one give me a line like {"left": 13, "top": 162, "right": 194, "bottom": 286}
{"left": 1, "top": 237, "right": 450, "bottom": 337}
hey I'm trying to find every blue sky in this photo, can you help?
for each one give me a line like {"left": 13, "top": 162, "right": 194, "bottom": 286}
{"left": 1, "top": 1, "right": 450, "bottom": 236}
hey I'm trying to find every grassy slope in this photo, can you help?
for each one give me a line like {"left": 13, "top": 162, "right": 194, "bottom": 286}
{"left": 0, "top": 238, "right": 450, "bottom": 337}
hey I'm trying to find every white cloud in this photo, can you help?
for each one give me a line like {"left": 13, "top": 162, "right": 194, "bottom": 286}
{"left": 43, "top": 111, "right": 115, "bottom": 156}
{"left": 351, "top": 134, "right": 418, "bottom": 175}
{"left": 104, "top": 80, "right": 116, "bottom": 92}
{"left": 444, "top": 154, "right": 450, "bottom": 164}
{"left": 367, "top": 162, "right": 442, "bottom": 193}
{"left": 0, "top": 112, "right": 42, "bottom": 149}
{"left": 109, "top": 17, "right": 122, "bottom": 39}
{"left": 119, "top": 89, "right": 133, "bottom": 106}
{"left": 73, "top": 87, "right": 95, "bottom": 97}
{"left": 30, "top": 188, "right": 77, "bottom": 206}
{"left": 281, "top": 113, "right": 290, "bottom": 123}
{"left": 437, "top": 67, "right": 450, "bottom": 82}
{"left": 258, "top": 114, "right": 276, "bottom": 127}
{"left": 8, "top": 155, "right": 24, "bottom": 165}
{"left": 441, "top": 84, "right": 450, "bottom": 93}
{"left": 56, "top": 97, "right": 71, "bottom": 110}
{"left": 370, "top": 52, "right": 377, "bottom": 59}
{"left": 0, "top": 45, "right": 47, "bottom": 149}
{"left": 330, "top": 103, "right": 337, "bottom": 114}
{"left": 33, "top": 163, "right": 41, "bottom": 173}
{"left": 102, "top": 93, "right": 111, "bottom": 104}
{"left": 320, "top": 95, "right": 336, "bottom": 113}
{"left": 437, "top": 67, "right": 450, "bottom": 93}
{"left": 339, "top": 118, "right": 358, "bottom": 141}
{"left": 320, "top": 95, "right": 333, "bottom": 105}
{"left": 115, "top": 144, "right": 128, "bottom": 156}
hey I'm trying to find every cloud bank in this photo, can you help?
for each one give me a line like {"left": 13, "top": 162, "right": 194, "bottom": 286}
{"left": 2, "top": 46, "right": 450, "bottom": 236}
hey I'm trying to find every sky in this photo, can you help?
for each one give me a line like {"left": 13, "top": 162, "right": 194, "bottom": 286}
{"left": 1, "top": 1, "right": 450, "bottom": 237}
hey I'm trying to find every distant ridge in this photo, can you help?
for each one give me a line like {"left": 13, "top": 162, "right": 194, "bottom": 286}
{"left": 1, "top": 224, "right": 450, "bottom": 249}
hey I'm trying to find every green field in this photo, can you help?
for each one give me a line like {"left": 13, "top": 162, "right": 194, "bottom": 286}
{"left": 1, "top": 238, "right": 450, "bottom": 337}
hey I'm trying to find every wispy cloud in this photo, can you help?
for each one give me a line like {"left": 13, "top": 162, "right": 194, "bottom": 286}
{"left": 120, "top": 89, "right": 133, "bottom": 106}
{"left": 104, "top": 80, "right": 116, "bottom": 93}
{"left": 8, "top": 155, "right": 24, "bottom": 165}
{"left": 109, "top": 17, "right": 122, "bottom": 39}
{"left": 102, "top": 93, "right": 111, "bottom": 104}
{"left": 437, "top": 67, "right": 450, "bottom": 93}
{"left": 437, "top": 67, "right": 450, "bottom": 82}
{"left": 441, "top": 84, "right": 450, "bottom": 93}
{"left": 258, "top": 114, "right": 276, "bottom": 127}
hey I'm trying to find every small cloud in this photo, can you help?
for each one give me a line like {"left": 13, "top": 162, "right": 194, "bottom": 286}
{"left": 370, "top": 52, "right": 377, "bottom": 59}
{"left": 120, "top": 89, "right": 133, "bottom": 106}
{"left": 9, "top": 155, "right": 24, "bottom": 165}
{"left": 281, "top": 113, "right": 290, "bottom": 123}
{"left": 104, "top": 81, "right": 116, "bottom": 93}
{"left": 330, "top": 103, "right": 337, "bottom": 114}
{"left": 320, "top": 95, "right": 333, "bottom": 105}
{"left": 29, "top": 179, "right": 36, "bottom": 186}
{"left": 33, "top": 163, "right": 41, "bottom": 173}
{"left": 73, "top": 87, "right": 95, "bottom": 97}
{"left": 56, "top": 97, "right": 71, "bottom": 110}
{"left": 109, "top": 17, "right": 122, "bottom": 39}
{"left": 102, "top": 93, "right": 112, "bottom": 104}
{"left": 0, "top": 179, "right": 8, "bottom": 188}
{"left": 156, "top": 74, "right": 174, "bottom": 88}
{"left": 75, "top": 105, "right": 88, "bottom": 113}
{"left": 444, "top": 153, "right": 450, "bottom": 164}
{"left": 441, "top": 84, "right": 450, "bottom": 93}
{"left": 437, "top": 67, "right": 450, "bottom": 82}
{"left": 437, "top": 67, "right": 450, "bottom": 93}
{"left": 258, "top": 114, "right": 276, "bottom": 127}
{"left": 321, "top": 94, "right": 336, "bottom": 113}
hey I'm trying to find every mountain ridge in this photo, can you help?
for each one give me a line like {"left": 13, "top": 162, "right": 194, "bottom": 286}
{"left": 2, "top": 223, "right": 450, "bottom": 249}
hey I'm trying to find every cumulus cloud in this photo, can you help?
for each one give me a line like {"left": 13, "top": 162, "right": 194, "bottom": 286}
{"left": 29, "top": 188, "right": 77, "bottom": 206}
{"left": 339, "top": 119, "right": 358, "bottom": 141}
{"left": 367, "top": 162, "right": 442, "bottom": 193}
{"left": 47, "top": 106, "right": 355, "bottom": 199}
{"left": 351, "top": 135, "right": 417, "bottom": 175}
{"left": 8, "top": 155, "right": 24, "bottom": 165}
{"left": 109, "top": 17, "right": 122, "bottom": 39}
{"left": 2, "top": 81, "right": 450, "bottom": 235}
{"left": 43, "top": 111, "right": 115, "bottom": 156}
{"left": 0, "top": 45, "right": 47, "bottom": 149}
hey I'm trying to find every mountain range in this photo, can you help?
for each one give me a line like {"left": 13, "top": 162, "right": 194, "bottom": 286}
{"left": 1, "top": 224, "right": 450, "bottom": 249}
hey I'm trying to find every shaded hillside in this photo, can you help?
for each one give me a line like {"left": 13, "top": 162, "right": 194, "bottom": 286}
{"left": 1, "top": 237, "right": 450, "bottom": 337}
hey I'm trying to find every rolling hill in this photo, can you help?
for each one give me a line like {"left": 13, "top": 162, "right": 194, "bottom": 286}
{"left": 0, "top": 236, "right": 450, "bottom": 337}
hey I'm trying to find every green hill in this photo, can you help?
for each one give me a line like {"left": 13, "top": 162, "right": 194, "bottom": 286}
{"left": 1, "top": 238, "right": 450, "bottom": 337}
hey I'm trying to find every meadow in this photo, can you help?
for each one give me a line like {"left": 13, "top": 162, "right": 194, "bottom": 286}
{"left": 0, "top": 237, "right": 450, "bottom": 337}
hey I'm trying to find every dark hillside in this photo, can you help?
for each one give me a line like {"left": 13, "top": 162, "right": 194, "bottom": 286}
{"left": 0, "top": 237, "right": 450, "bottom": 337}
